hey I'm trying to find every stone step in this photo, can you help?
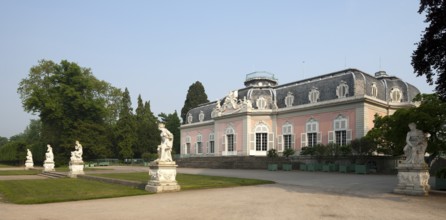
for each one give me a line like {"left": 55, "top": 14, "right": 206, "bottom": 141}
{"left": 38, "top": 171, "right": 67, "bottom": 179}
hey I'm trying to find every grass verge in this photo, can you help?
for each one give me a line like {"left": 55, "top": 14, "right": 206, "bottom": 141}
{"left": 0, "top": 170, "right": 41, "bottom": 176}
{"left": 0, "top": 178, "right": 149, "bottom": 204}
{"left": 92, "top": 172, "right": 275, "bottom": 190}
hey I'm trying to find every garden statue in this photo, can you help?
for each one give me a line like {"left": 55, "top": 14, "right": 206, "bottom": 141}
{"left": 146, "top": 123, "right": 180, "bottom": 193}
{"left": 45, "top": 144, "right": 54, "bottom": 163}
{"left": 394, "top": 122, "right": 431, "bottom": 196}
{"left": 155, "top": 123, "right": 173, "bottom": 163}
{"left": 70, "top": 140, "right": 83, "bottom": 162}
{"left": 403, "top": 122, "right": 430, "bottom": 166}
{"left": 26, "top": 149, "right": 33, "bottom": 162}
{"left": 43, "top": 144, "right": 55, "bottom": 171}
{"left": 25, "top": 149, "right": 33, "bottom": 169}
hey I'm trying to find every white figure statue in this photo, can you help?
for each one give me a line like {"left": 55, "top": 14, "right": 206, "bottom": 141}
{"left": 26, "top": 149, "right": 33, "bottom": 163}
{"left": 155, "top": 123, "right": 174, "bottom": 163}
{"left": 403, "top": 123, "right": 430, "bottom": 165}
{"left": 45, "top": 144, "right": 54, "bottom": 163}
{"left": 70, "top": 140, "right": 83, "bottom": 162}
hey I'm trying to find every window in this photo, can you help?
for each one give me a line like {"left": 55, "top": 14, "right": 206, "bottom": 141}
{"left": 196, "top": 135, "right": 203, "bottom": 154}
{"left": 198, "top": 111, "right": 205, "bottom": 122}
{"left": 256, "top": 96, "right": 267, "bottom": 110}
{"left": 255, "top": 124, "right": 269, "bottom": 151}
{"left": 390, "top": 88, "right": 402, "bottom": 103}
{"left": 225, "top": 127, "right": 235, "bottom": 152}
{"left": 187, "top": 113, "right": 193, "bottom": 124}
{"left": 185, "top": 136, "right": 191, "bottom": 154}
{"left": 328, "top": 115, "right": 351, "bottom": 146}
{"left": 208, "top": 133, "right": 215, "bottom": 154}
{"left": 284, "top": 92, "right": 294, "bottom": 107}
{"left": 282, "top": 123, "right": 293, "bottom": 149}
{"left": 308, "top": 87, "right": 320, "bottom": 103}
{"left": 371, "top": 83, "right": 378, "bottom": 98}
{"left": 336, "top": 81, "right": 349, "bottom": 98}
{"left": 303, "top": 119, "right": 319, "bottom": 147}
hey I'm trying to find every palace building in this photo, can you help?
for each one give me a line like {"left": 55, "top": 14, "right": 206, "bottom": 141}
{"left": 180, "top": 68, "right": 420, "bottom": 157}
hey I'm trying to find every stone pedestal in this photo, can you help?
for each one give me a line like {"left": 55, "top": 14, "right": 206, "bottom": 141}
{"left": 145, "top": 162, "right": 181, "bottom": 193}
{"left": 43, "top": 162, "right": 55, "bottom": 172}
{"left": 25, "top": 161, "right": 34, "bottom": 170}
{"left": 68, "top": 161, "right": 84, "bottom": 178}
{"left": 394, "top": 163, "right": 430, "bottom": 196}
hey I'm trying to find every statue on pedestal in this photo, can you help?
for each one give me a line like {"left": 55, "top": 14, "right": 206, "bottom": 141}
{"left": 146, "top": 123, "right": 180, "bottom": 193}
{"left": 394, "top": 122, "right": 431, "bottom": 196}
{"left": 45, "top": 144, "right": 54, "bottom": 163}
{"left": 25, "top": 149, "right": 34, "bottom": 169}
{"left": 70, "top": 140, "right": 83, "bottom": 163}
{"left": 403, "top": 122, "right": 430, "bottom": 166}
{"left": 155, "top": 123, "right": 174, "bottom": 163}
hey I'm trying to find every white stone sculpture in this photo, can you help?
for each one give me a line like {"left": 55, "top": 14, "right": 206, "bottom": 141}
{"left": 403, "top": 122, "right": 430, "bottom": 165}
{"left": 43, "top": 144, "right": 55, "bottom": 172}
{"left": 145, "top": 123, "right": 181, "bottom": 193}
{"left": 68, "top": 140, "right": 84, "bottom": 177}
{"left": 155, "top": 123, "right": 174, "bottom": 163}
{"left": 70, "top": 140, "right": 83, "bottom": 163}
{"left": 25, "top": 149, "right": 34, "bottom": 169}
{"left": 394, "top": 122, "right": 430, "bottom": 196}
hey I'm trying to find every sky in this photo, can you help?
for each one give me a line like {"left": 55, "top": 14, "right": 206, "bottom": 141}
{"left": 0, "top": 0, "right": 435, "bottom": 138}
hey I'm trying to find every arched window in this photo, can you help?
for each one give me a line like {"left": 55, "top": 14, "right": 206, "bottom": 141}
{"left": 390, "top": 88, "right": 402, "bottom": 103}
{"left": 256, "top": 96, "right": 268, "bottom": 110}
{"left": 208, "top": 133, "right": 215, "bottom": 154}
{"left": 284, "top": 92, "right": 294, "bottom": 107}
{"left": 225, "top": 127, "right": 235, "bottom": 152}
{"left": 187, "top": 113, "right": 193, "bottom": 124}
{"left": 336, "top": 81, "right": 349, "bottom": 98}
{"left": 301, "top": 118, "right": 320, "bottom": 147}
{"left": 282, "top": 123, "right": 294, "bottom": 150}
{"left": 308, "top": 87, "right": 320, "bottom": 104}
{"left": 196, "top": 134, "right": 203, "bottom": 154}
{"left": 255, "top": 124, "right": 269, "bottom": 151}
{"left": 198, "top": 111, "right": 205, "bottom": 122}
{"left": 328, "top": 115, "right": 352, "bottom": 146}
{"left": 184, "top": 136, "right": 191, "bottom": 154}
{"left": 371, "top": 83, "right": 378, "bottom": 98}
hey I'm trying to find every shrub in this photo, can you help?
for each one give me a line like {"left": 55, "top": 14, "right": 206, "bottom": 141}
{"left": 267, "top": 149, "right": 278, "bottom": 158}
{"left": 283, "top": 148, "right": 295, "bottom": 158}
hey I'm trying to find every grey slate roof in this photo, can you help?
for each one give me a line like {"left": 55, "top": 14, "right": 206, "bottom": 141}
{"left": 185, "top": 68, "right": 420, "bottom": 124}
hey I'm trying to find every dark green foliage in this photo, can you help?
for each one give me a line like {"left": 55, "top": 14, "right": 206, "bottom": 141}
{"left": 350, "top": 137, "right": 377, "bottom": 156}
{"left": 180, "top": 81, "right": 209, "bottom": 123}
{"left": 366, "top": 94, "right": 446, "bottom": 155}
{"left": 115, "top": 88, "right": 136, "bottom": 159}
{"left": 436, "top": 168, "right": 446, "bottom": 178}
{"left": 0, "top": 141, "right": 27, "bottom": 164}
{"left": 135, "top": 96, "right": 159, "bottom": 157}
{"left": 282, "top": 148, "right": 295, "bottom": 158}
{"left": 267, "top": 149, "right": 278, "bottom": 158}
{"left": 412, "top": 0, "right": 446, "bottom": 100}
{"left": 17, "top": 60, "right": 121, "bottom": 162}
{"left": 158, "top": 111, "right": 181, "bottom": 154}
{"left": 0, "top": 136, "right": 8, "bottom": 148}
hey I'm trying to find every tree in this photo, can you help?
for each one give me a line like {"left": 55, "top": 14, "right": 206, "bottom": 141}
{"left": 115, "top": 88, "right": 136, "bottom": 159}
{"left": 158, "top": 111, "right": 181, "bottom": 154}
{"left": 18, "top": 60, "right": 119, "bottom": 162}
{"left": 412, "top": 0, "right": 446, "bottom": 100}
{"left": 0, "top": 136, "right": 8, "bottom": 148}
{"left": 135, "top": 95, "right": 159, "bottom": 157}
{"left": 180, "top": 81, "right": 209, "bottom": 123}
{"left": 366, "top": 94, "right": 446, "bottom": 155}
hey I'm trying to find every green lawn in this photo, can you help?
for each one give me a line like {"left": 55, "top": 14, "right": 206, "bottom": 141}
{"left": 92, "top": 172, "right": 274, "bottom": 190}
{"left": 0, "top": 170, "right": 41, "bottom": 175}
{"left": 0, "top": 178, "right": 149, "bottom": 204}
{"left": 0, "top": 164, "right": 14, "bottom": 168}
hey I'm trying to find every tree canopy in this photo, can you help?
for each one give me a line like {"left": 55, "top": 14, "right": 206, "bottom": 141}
{"left": 412, "top": 0, "right": 446, "bottom": 100}
{"left": 180, "top": 81, "right": 209, "bottom": 123}
{"left": 366, "top": 94, "right": 446, "bottom": 155}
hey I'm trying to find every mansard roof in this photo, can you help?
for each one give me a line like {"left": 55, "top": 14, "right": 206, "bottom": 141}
{"left": 184, "top": 68, "right": 420, "bottom": 124}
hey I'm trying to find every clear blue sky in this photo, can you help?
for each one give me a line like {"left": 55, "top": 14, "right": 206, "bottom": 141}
{"left": 0, "top": 0, "right": 435, "bottom": 138}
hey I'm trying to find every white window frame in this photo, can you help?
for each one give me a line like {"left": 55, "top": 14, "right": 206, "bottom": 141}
{"left": 371, "top": 83, "right": 378, "bottom": 98}
{"left": 336, "top": 81, "right": 349, "bottom": 99}
{"left": 222, "top": 127, "right": 237, "bottom": 156}
{"left": 301, "top": 118, "right": 321, "bottom": 148}
{"left": 208, "top": 133, "right": 215, "bottom": 154}
{"left": 390, "top": 88, "right": 402, "bottom": 103}
{"left": 198, "top": 111, "right": 205, "bottom": 122}
{"left": 308, "top": 87, "right": 320, "bottom": 104}
{"left": 284, "top": 92, "right": 294, "bottom": 107}
{"left": 187, "top": 113, "right": 193, "bottom": 124}
{"left": 328, "top": 115, "right": 352, "bottom": 146}
{"left": 184, "top": 136, "right": 191, "bottom": 155}
{"left": 256, "top": 96, "right": 267, "bottom": 110}
{"left": 196, "top": 134, "right": 203, "bottom": 154}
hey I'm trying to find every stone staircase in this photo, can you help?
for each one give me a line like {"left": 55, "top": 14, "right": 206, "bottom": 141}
{"left": 38, "top": 171, "right": 68, "bottom": 179}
